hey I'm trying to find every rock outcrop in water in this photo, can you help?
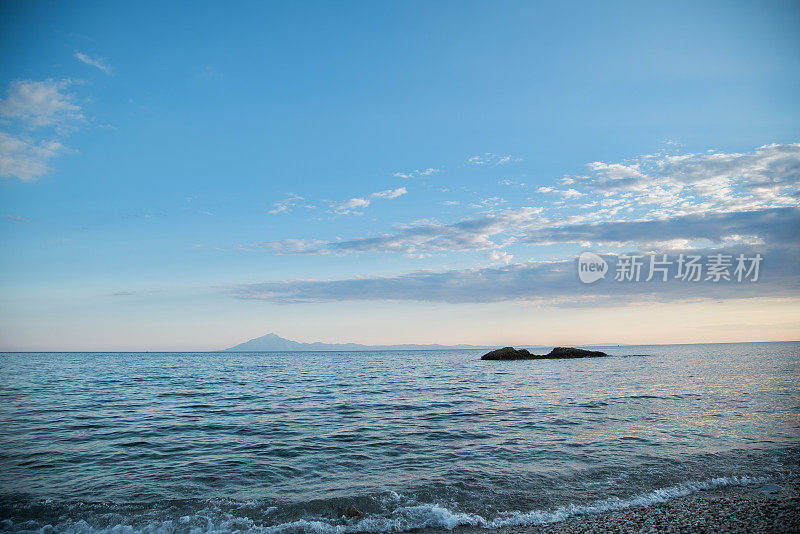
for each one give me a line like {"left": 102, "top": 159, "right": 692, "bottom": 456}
{"left": 480, "top": 346, "right": 607, "bottom": 360}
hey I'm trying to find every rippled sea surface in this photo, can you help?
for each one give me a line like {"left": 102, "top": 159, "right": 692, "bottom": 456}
{"left": 1, "top": 342, "right": 799, "bottom": 532}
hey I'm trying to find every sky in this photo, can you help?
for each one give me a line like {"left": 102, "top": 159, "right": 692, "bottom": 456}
{"left": 1, "top": 0, "right": 799, "bottom": 351}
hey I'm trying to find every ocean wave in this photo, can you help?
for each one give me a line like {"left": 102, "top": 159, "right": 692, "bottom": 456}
{"left": 1, "top": 476, "right": 777, "bottom": 534}
{"left": 483, "top": 475, "right": 772, "bottom": 529}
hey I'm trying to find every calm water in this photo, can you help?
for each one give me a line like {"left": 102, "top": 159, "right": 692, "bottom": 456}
{"left": 1, "top": 342, "right": 799, "bottom": 532}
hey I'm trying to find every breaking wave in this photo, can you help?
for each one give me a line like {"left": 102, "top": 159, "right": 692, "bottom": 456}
{"left": 0, "top": 476, "right": 777, "bottom": 533}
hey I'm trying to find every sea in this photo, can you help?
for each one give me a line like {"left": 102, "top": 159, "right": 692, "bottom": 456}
{"left": 1, "top": 342, "right": 798, "bottom": 533}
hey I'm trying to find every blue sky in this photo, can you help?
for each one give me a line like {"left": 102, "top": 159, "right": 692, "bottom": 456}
{"left": 1, "top": 1, "right": 799, "bottom": 350}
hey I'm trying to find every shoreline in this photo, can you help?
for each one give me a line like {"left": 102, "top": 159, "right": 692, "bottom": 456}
{"left": 462, "top": 481, "right": 800, "bottom": 534}
{"left": 1, "top": 480, "right": 798, "bottom": 532}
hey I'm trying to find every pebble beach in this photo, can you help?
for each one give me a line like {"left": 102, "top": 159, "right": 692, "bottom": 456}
{"left": 494, "top": 481, "right": 800, "bottom": 534}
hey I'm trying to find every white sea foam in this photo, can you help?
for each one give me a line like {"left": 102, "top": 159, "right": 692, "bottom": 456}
{"left": 485, "top": 476, "right": 771, "bottom": 529}
{"left": 15, "top": 475, "right": 777, "bottom": 534}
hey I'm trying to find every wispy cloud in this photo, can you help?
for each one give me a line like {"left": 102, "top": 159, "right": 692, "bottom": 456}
{"left": 329, "top": 187, "right": 407, "bottom": 215}
{"left": 232, "top": 243, "right": 800, "bottom": 306}
{"left": 268, "top": 144, "right": 799, "bottom": 255}
{"left": 394, "top": 168, "right": 438, "bottom": 178}
{"left": 268, "top": 206, "right": 544, "bottom": 255}
{"left": 268, "top": 202, "right": 796, "bottom": 260}
{"left": 470, "top": 197, "right": 507, "bottom": 210}
{"left": 521, "top": 207, "right": 800, "bottom": 249}
{"left": 0, "top": 80, "right": 82, "bottom": 129}
{"left": 487, "top": 250, "right": 513, "bottom": 264}
{"left": 468, "top": 153, "right": 521, "bottom": 165}
{"left": 269, "top": 194, "right": 305, "bottom": 214}
{"left": 0, "top": 79, "right": 82, "bottom": 181}
{"left": 568, "top": 143, "right": 800, "bottom": 217}
{"left": 0, "top": 133, "right": 65, "bottom": 181}
{"left": 372, "top": 188, "right": 408, "bottom": 199}
{"left": 74, "top": 52, "right": 113, "bottom": 75}
{"left": 246, "top": 144, "right": 800, "bottom": 307}
{"left": 538, "top": 186, "right": 584, "bottom": 198}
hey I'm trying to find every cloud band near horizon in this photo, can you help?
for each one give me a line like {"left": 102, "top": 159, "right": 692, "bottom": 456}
{"left": 232, "top": 207, "right": 800, "bottom": 306}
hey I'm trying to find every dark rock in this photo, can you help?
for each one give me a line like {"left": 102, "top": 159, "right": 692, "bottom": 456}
{"left": 480, "top": 347, "right": 535, "bottom": 360}
{"left": 481, "top": 346, "right": 607, "bottom": 360}
{"left": 342, "top": 505, "right": 363, "bottom": 519}
{"left": 546, "top": 347, "right": 607, "bottom": 358}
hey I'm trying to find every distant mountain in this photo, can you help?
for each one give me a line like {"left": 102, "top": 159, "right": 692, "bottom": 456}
{"left": 223, "top": 333, "right": 492, "bottom": 352}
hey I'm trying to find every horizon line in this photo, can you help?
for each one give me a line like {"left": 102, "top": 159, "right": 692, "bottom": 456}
{"left": 2, "top": 339, "right": 799, "bottom": 353}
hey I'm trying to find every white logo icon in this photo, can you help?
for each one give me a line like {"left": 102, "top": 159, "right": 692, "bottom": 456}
{"left": 578, "top": 252, "right": 608, "bottom": 284}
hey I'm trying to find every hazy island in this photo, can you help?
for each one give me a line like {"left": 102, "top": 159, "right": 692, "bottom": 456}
{"left": 224, "top": 333, "right": 496, "bottom": 352}
{"left": 481, "top": 346, "right": 608, "bottom": 360}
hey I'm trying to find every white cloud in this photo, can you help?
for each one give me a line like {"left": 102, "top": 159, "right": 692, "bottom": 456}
{"left": 233, "top": 240, "right": 800, "bottom": 305}
{"left": 267, "top": 238, "right": 328, "bottom": 254}
{"left": 538, "top": 185, "right": 585, "bottom": 198}
{"left": 247, "top": 144, "right": 800, "bottom": 306}
{"left": 269, "top": 206, "right": 544, "bottom": 254}
{"left": 574, "top": 143, "right": 800, "bottom": 217}
{"left": 468, "top": 153, "right": 521, "bottom": 166}
{"left": 487, "top": 250, "right": 513, "bottom": 264}
{"left": 521, "top": 206, "right": 799, "bottom": 249}
{"left": 0, "top": 132, "right": 65, "bottom": 181}
{"left": 470, "top": 196, "right": 507, "bottom": 209}
{"left": 0, "top": 80, "right": 82, "bottom": 129}
{"left": 265, "top": 144, "right": 798, "bottom": 271}
{"left": 74, "top": 52, "right": 113, "bottom": 75}
{"left": 0, "top": 79, "right": 83, "bottom": 181}
{"left": 394, "top": 168, "right": 438, "bottom": 178}
{"left": 269, "top": 194, "right": 305, "bottom": 214}
{"left": 330, "top": 187, "right": 407, "bottom": 214}
{"left": 562, "top": 188, "right": 585, "bottom": 198}
{"left": 372, "top": 187, "right": 407, "bottom": 199}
